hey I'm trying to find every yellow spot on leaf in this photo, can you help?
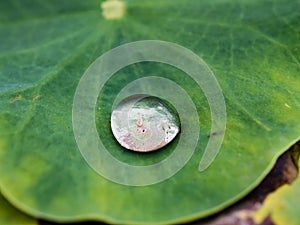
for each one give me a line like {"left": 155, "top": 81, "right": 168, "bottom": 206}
{"left": 254, "top": 119, "right": 271, "bottom": 131}
{"left": 284, "top": 103, "right": 291, "bottom": 108}
{"left": 9, "top": 94, "right": 22, "bottom": 102}
{"left": 101, "top": 0, "right": 126, "bottom": 20}
{"left": 33, "top": 94, "right": 40, "bottom": 101}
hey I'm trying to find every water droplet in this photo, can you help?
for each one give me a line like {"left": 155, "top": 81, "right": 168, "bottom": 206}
{"left": 111, "top": 96, "right": 180, "bottom": 152}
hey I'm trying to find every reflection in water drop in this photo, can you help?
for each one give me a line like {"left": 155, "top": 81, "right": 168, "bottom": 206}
{"left": 111, "top": 96, "right": 180, "bottom": 152}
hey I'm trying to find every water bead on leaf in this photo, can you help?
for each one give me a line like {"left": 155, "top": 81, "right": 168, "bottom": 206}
{"left": 111, "top": 96, "right": 180, "bottom": 152}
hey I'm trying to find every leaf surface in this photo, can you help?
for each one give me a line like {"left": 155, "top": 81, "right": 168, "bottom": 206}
{"left": 0, "top": 0, "right": 299, "bottom": 224}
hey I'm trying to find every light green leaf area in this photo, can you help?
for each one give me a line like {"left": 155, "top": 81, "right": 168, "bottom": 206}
{"left": 254, "top": 145, "right": 300, "bottom": 225}
{"left": 0, "top": 0, "right": 299, "bottom": 224}
{"left": 0, "top": 192, "right": 37, "bottom": 225}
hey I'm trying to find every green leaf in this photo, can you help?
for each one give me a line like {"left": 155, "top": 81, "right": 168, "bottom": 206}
{"left": 254, "top": 145, "right": 300, "bottom": 225}
{"left": 0, "top": 0, "right": 299, "bottom": 224}
{"left": 0, "top": 193, "right": 37, "bottom": 225}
